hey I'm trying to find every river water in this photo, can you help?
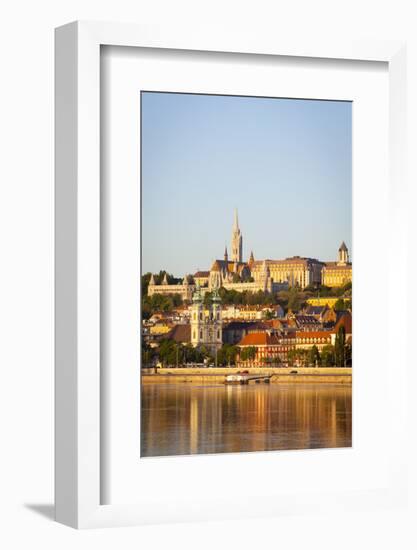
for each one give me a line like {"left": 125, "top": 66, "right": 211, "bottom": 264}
{"left": 141, "top": 383, "right": 352, "bottom": 457}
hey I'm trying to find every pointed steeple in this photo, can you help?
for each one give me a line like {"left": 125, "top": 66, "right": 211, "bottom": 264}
{"left": 233, "top": 208, "right": 239, "bottom": 230}
{"left": 162, "top": 273, "right": 169, "bottom": 285}
{"left": 249, "top": 250, "right": 255, "bottom": 266}
{"left": 231, "top": 208, "right": 242, "bottom": 263}
{"left": 149, "top": 273, "right": 156, "bottom": 286}
{"left": 224, "top": 245, "right": 228, "bottom": 262}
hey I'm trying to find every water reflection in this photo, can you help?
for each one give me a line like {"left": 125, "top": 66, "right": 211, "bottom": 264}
{"left": 141, "top": 383, "right": 352, "bottom": 457}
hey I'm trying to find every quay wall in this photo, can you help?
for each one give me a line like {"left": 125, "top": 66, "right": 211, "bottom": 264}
{"left": 141, "top": 367, "right": 352, "bottom": 385}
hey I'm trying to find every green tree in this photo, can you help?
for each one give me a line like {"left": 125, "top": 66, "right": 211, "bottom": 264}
{"left": 334, "top": 298, "right": 346, "bottom": 311}
{"left": 345, "top": 342, "right": 352, "bottom": 367}
{"left": 308, "top": 345, "right": 321, "bottom": 367}
{"left": 142, "top": 338, "right": 155, "bottom": 366}
{"left": 218, "top": 287, "right": 278, "bottom": 307}
{"left": 142, "top": 292, "right": 183, "bottom": 318}
{"left": 158, "top": 339, "right": 178, "bottom": 366}
{"left": 240, "top": 346, "right": 257, "bottom": 362}
{"left": 262, "top": 355, "right": 282, "bottom": 366}
{"left": 287, "top": 349, "right": 309, "bottom": 367}
{"left": 203, "top": 291, "right": 213, "bottom": 307}
{"left": 217, "top": 344, "right": 239, "bottom": 366}
{"left": 199, "top": 345, "right": 214, "bottom": 364}
{"left": 334, "top": 326, "right": 346, "bottom": 367}
{"left": 321, "top": 344, "right": 335, "bottom": 367}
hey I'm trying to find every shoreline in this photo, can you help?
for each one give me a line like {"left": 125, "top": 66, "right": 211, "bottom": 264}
{"left": 141, "top": 367, "right": 352, "bottom": 385}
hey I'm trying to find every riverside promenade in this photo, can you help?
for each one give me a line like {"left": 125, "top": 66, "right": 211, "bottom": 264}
{"left": 141, "top": 367, "right": 352, "bottom": 385}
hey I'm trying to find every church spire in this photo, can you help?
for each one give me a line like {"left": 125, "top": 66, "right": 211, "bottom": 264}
{"left": 233, "top": 208, "right": 239, "bottom": 230}
{"left": 231, "top": 209, "right": 243, "bottom": 263}
{"left": 249, "top": 250, "right": 255, "bottom": 267}
{"left": 224, "top": 245, "right": 228, "bottom": 262}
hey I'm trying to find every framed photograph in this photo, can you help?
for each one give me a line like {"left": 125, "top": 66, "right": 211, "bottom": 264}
{"left": 55, "top": 22, "right": 407, "bottom": 528}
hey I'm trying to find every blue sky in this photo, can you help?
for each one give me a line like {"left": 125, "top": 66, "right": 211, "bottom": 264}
{"left": 141, "top": 92, "right": 352, "bottom": 276}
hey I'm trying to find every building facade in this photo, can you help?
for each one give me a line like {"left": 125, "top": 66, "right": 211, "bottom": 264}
{"left": 147, "top": 213, "right": 351, "bottom": 298}
{"left": 238, "top": 331, "right": 296, "bottom": 366}
{"left": 322, "top": 242, "right": 352, "bottom": 287}
{"left": 222, "top": 304, "right": 284, "bottom": 321}
{"left": 147, "top": 273, "right": 195, "bottom": 301}
{"left": 250, "top": 255, "right": 324, "bottom": 289}
{"left": 190, "top": 287, "right": 222, "bottom": 352}
{"left": 193, "top": 271, "right": 210, "bottom": 287}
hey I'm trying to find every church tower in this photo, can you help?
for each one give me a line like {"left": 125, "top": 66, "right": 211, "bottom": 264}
{"left": 231, "top": 209, "right": 243, "bottom": 263}
{"left": 337, "top": 241, "right": 349, "bottom": 265}
{"left": 248, "top": 250, "right": 255, "bottom": 268}
{"left": 190, "top": 286, "right": 222, "bottom": 352}
{"left": 190, "top": 286, "right": 203, "bottom": 347}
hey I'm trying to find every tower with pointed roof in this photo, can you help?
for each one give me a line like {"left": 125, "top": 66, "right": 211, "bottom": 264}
{"left": 248, "top": 250, "right": 255, "bottom": 268}
{"left": 337, "top": 241, "right": 349, "bottom": 265}
{"left": 224, "top": 246, "right": 228, "bottom": 262}
{"left": 190, "top": 286, "right": 222, "bottom": 351}
{"left": 231, "top": 209, "right": 243, "bottom": 263}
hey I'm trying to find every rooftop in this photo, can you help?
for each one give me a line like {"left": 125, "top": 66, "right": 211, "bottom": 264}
{"left": 166, "top": 324, "right": 191, "bottom": 343}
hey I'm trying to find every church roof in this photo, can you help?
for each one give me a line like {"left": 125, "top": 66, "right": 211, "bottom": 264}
{"left": 210, "top": 259, "right": 248, "bottom": 273}
{"left": 339, "top": 241, "right": 348, "bottom": 251}
{"left": 210, "top": 260, "right": 222, "bottom": 272}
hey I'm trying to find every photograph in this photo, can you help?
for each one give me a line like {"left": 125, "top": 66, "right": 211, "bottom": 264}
{"left": 140, "top": 91, "right": 352, "bottom": 458}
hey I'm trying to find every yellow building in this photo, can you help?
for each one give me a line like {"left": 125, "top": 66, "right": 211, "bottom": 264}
{"left": 147, "top": 272, "right": 195, "bottom": 301}
{"left": 322, "top": 242, "right": 352, "bottom": 287}
{"left": 250, "top": 256, "right": 323, "bottom": 289}
{"left": 306, "top": 297, "right": 341, "bottom": 308}
{"left": 149, "top": 323, "right": 172, "bottom": 335}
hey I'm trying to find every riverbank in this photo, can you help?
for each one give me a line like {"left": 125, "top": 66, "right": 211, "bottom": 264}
{"left": 141, "top": 367, "right": 352, "bottom": 385}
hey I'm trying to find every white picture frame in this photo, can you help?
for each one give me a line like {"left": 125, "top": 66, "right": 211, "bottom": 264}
{"left": 55, "top": 21, "right": 407, "bottom": 529}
